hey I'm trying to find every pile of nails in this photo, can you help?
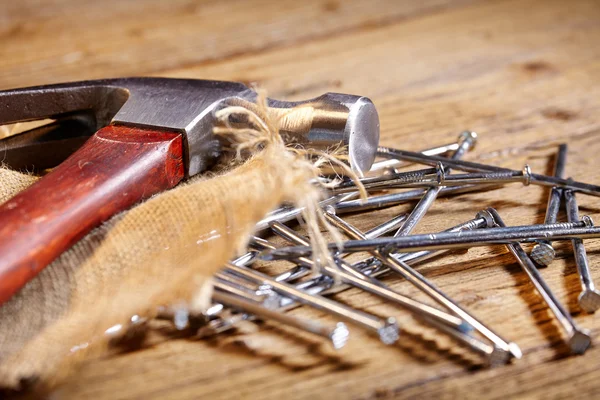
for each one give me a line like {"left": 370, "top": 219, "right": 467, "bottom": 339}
{"left": 157, "top": 131, "right": 600, "bottom": 366}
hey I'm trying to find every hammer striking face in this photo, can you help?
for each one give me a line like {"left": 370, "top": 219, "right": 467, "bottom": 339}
{"left": 0, "top": 78, "right": 380, "bottom": 305}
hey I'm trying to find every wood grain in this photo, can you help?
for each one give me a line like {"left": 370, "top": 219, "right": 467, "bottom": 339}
{"left": 0, "top": 126, "right": 184, "bottom": 305}
{"left": 0, "top": 0, "right": 479, "bottom": 89}
{"left": 2, "top": 0, "right": 600, "bottom": 398}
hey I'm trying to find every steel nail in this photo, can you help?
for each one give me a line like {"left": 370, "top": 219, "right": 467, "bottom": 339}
{"left": 392, "top": 214, "right": 492, "bottom": 265}
{"left": 270, "top": 221, "right": 471, "bottom": 333}
{"left": 367, "top": 139, "right": 463, "bottom": 175}
{"left": 323, "top": 210, "right": 520, "bottom": 359}
{"left": 255, "top": 192, "right": 358, "bottom": 231}
{"left": 250, "top": 236, "right": 278, "bottom": 251}
{"left": 376, "top": 147, "right": 600, "bottom": 197}
{"left": 282, "top": 214, "right": 489, "bottom": 305}
{"left": 212, "top": 290, "right": 350, "bottom": 349}
{"left": 333, "top": 167, "right": 439, "bottom": 193}
{"left": 485, "top": 208, "right": 591, "bottom": 354}
{"left": 564, "top": 190, "right": 600, "bottom": 313}
{"left": 350, "top": 215, "right": 491, "bottom": 274}
{"left": 225, "top": 262, "right": 399, "bottom": 344}
{"left": 333, "top": 184, "right": 500, "bottom": 214}
{"left": 336, "top": 166, "right": 532, "bottom": 192}
{"left": 263, "top": 218, "right": 596, "bottom": 259}
{"left": 269, "top": 214, "right": 406, "bottom": 284}
{"left": 394, "top": 131, "right": 477, "bottom": 237}
{"left": 214, "top": 274, "right": 280, "bottom": 309}
{"left": 214, "top": 216, "right": 493, "bottom": 338}
{"left": 531, "top": 144, "right": 568, "bottom": 266}
{"left": 423, "top": 315, "right": 512, "bottom": 366}
{"left": 365, "top": 213, "right": 408, "bottom": 239}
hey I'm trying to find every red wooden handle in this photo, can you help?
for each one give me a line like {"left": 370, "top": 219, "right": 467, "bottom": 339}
{"left": 0, "top": 125, "right": 185, "bottom": 305}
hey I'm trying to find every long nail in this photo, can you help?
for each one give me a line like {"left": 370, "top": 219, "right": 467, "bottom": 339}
{"left": 288, "top": 214, "right": 486, "bottom": 302}
{"left": 376, "top": 147, "right": 600, "bottom": 197}
{"left": 531, "top": 144, "right": 567, "bottom": 266}
{"left": 270, "top": 214, "right": 406, "bottom": 284}
{"left": 392, "top": 214, "right": 492, "bottom": 265}
{"left": 367, "top": 138, "right": 463, "bottom": 175}
{"left": 394, "top": 131, "right": 477, "bottom": 237}
{"left": 255, "top": 192, "right": 357, "bottom": 231}
{"left": 337, "top": 166, "right": 532, "bottom": 192}
{"left": 436, "top": 166, "right": 532, "bottom": 187}
{"left": 334, "top": 184, "right": 500, "bottom": 214}
{"left": 424, "top": 316, "right": 512, "bottom": 366}
{"left": 263, "top": 218, "right": 595, "bottom": 259}
{"left": 283, "top": 215, "right": 489, "bottom": 305}
{"left": 270, "top": 221, "right": 471, "bottom": 333}
{"left": 214, "top": 274, "right": 280, "bottom": 309}
{"left": 564, "top": 190, "right": 600, "bottom": 313}
{"left": 260, "top": 139, "right": 472, "bottom": 227}
{"left": 323, "top": 210, "right": 520, "bottom": 359}
{"left": 225, "top": 263, "right": 399, "bottom": 344}
{"left": 212, "top": 290, "right": 349, "bottom": 349}
{"left": 485, "top": 208, "right": 591, "bottom": 354}
{"left": 355, "top": 215, "right": 491, "bottom": 272}
{"left": 333, "top": 167, "right": 439, "bottom": 193}
{"left": 365, "top": 213, "right": 408, "bottom": 239}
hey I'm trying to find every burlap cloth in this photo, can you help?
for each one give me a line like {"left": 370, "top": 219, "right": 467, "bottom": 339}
{"left": 0, "top": 105, "right": 337, "bottom": 390}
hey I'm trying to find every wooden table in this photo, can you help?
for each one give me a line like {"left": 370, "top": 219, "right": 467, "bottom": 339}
{"left": 3, "top": 0, "right": 600, "bottom": 398}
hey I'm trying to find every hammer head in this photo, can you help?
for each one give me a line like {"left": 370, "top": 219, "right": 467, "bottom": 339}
{"left": 0, "top": 78, "right": 379, "bottom": 176}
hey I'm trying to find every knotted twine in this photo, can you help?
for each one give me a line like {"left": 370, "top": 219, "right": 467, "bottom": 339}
{"left": 0, "top": 95, "right": 366, "bottom": 391}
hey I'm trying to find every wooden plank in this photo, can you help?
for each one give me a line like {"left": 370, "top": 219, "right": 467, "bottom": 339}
{"left": 3, "top": 0, "right": 600, "bottom": 398}
{"left": 0, "top": 0, "right": 478, "bottom": 88}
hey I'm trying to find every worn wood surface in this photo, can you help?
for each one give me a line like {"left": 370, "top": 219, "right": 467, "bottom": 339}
{"left": 2, "top": 0, "right": 600, "bottom": 398}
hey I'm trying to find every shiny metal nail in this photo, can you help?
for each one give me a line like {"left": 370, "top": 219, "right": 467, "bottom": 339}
{"left": 270, "top": 221, "right": 470, "bottom": 333}
{"left": 270, "top": 214, "right": 406, "bottom": 284}
{"left": 365, "top": 213, "right": 408, "bottom": 239}
{"left": 367, "top": 139, "right": 461, "bottom": 174}
{"left": 255, "top": 192, "right": 358, "bottom": 231}
{"left": 394, "top": 131, "right": 477, "bottom": 237}
{"left": 564, "top": 190, "right": 600, "bottom": 313}
{"left": 214, "top": 275, "right": 280, "bottom": 309}
{"left": 323, "top": 210, "right": 521, "bottom": 359}
{"left": 377, "top": 147, "right": 600, "bottom": 197}
{"left": 531, "top": 144, "right": 567, "bottom": 266}
{"left": 423, "top": 165, "right": 533, "bottom": 188}
{"left": 333, "top": 184, "right": 499, "bottom": 214}
{"left": 286, "top": 216, "right": 489, "bottom": 302}
{"left": 333, "top": 167, "right": 439, "bottom": 193}
{"left": 213, "top": 290, "right": 350, "bottom": 349}
{"left": 485, "top": 208, "right": 591, "bottom": 354}
{"left": 212, "top": 217, "right": 492, "bottom": 339}
{"left": 264, "top": 218, "right": 595, "bottom": 259}
{"left": 392, "top": 214, "right": 492, "bottom": 265}
{"left": 250, "top": 235, "right": 277, "bottom": 251}
{"left": 225, "top": 262, "right": 399, "bottom": 344}
{"left": 335, "top": 165, "right": 533, "bottom": 192}
{"left": 425, "top": 315, "right": 511, "bottom": 367}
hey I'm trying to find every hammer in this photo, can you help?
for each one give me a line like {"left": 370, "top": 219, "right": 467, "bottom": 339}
{"left": 0, "top": 78, "right": 380, "bottom": 305}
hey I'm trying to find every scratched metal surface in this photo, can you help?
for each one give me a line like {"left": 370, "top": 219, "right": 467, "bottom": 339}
{"left": 2, "top": 0, "right": 600, "bottom": 398}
